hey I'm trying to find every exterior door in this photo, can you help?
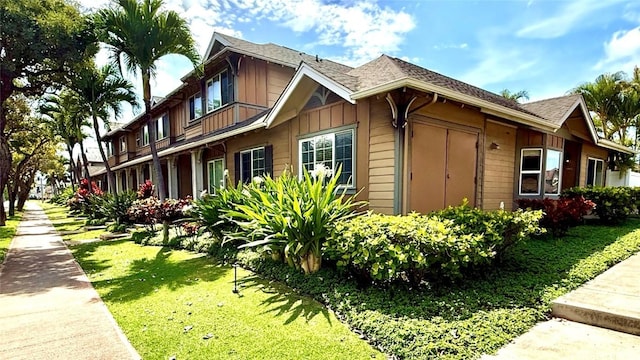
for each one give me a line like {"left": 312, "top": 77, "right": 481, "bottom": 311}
{"left": 562, "top": 140, "right": 580, "bottom": 190}
{"left": 410, "top": 122, "right": 478, "bottom": 214}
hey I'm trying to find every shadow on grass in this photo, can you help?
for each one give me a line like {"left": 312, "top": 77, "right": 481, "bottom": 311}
{"left": 239, "top": 275, "right": 332, "bottom": 325}
{"left": 74, "top": 241, "right": 227, "bottom": 303}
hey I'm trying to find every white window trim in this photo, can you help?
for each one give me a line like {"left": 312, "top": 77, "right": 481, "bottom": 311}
{"left": 188, "top": 92, "right": 202, "bottom": 121}
{"left": 240, "top": 146, "right": 266, "bottom": 182}
{"left": 206, "top": 70, "right": 228, "bottom": 114}
{"left": 207, "top": 158, "right": 225, "bottom": 194}
{"left": 140, "top": 125, "right": 150, "bottom": 147}
{"left": 544, "top": 149, "right": 563, "bottom": 196}
{"left": 119, "top": 136, "right": 126, "bottom": 153}
{"left": 519, "top": 148, "right": 543, "bottom": 196}
{"left": 156, "top": 114, "right": 169, "bottom": 140}
{"left": 587, "top": 157, "right": 605, "bottom": 187}
{"left": 298, "top": 128, "right": 356, "bottom": 189}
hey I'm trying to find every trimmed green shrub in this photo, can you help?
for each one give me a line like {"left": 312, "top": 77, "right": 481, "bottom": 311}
{"left": 562, "top": 186, "right": 636, "bottom": 223}
{"left": 517, "top": 196, "right": 595, "bottom": 236}
{"left": 50, "top": 186, "right": 75, "bottom": 205}
{"left": 325, "top": 205, "right": 543, "bottom": 285}
{"left": 188, "top": 182, "right": 246, "bottom": 242}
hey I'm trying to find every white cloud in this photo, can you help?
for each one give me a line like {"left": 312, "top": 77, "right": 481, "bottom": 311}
{"left": 460, "top": 49, "right": 538, "bottom": 88}
{"left": 231, "top": 0, "right": 415, "bottom": 65}
{"left": 595, "top": 26, "right": 640, "bottom": 71}
{"left": 433, "top": 43, "right": 468, "bottom": 50}
{"left": 517, "top": 0, "right": 623, "bottom": 39}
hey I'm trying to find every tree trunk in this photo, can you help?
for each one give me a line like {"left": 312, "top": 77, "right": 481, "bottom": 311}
{"left": 66, "top": 144, "right": 78, "bottom": 191}
{"left": 143, "top": 72, "right": 167, "bottom": 201}
{"left": 92, "top": 111, "right": 116, "bottom": 192}
{"left": 0, "top": 133, "right": 11, "bottom": 226}
{"left": 78, "top": 141, "right": 91, "bottom": 181}
{"left": 8, "top": 189, "right": 16, "bottom": 217}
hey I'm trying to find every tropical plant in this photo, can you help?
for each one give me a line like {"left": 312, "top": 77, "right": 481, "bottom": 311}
{"left": 95, "top": 0, "right": 201, "bottom": 201}
{"left": 71, "top": 63, "right": 138, "bottom": 192}
{"left": 500, "top": 89, "right": 529, "bottom": 103}
{"left": 229, "top": 166, "right": 365, "bottom": 274}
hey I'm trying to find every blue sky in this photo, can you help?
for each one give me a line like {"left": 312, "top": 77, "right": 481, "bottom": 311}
{"left": 80, "top": 0, "right": 640, "bottom": 124}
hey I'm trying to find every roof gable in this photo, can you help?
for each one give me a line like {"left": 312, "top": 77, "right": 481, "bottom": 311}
{"left": 521, "top": 94, "right": 598, "bottom": 143}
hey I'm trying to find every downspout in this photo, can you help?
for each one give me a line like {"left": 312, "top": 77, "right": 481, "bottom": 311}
{"left": 402, "top": 93, "right": 437, "bottom": 214}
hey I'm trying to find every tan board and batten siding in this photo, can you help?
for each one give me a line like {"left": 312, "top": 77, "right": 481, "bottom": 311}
{"left": 483, "top": 121, "right": 516, "bottom": 210}
{"left": 368, "top": 97, "right": 396, "bottom": 214}
{"left": 267, "top": 63, "right": 294, "bottom": 107}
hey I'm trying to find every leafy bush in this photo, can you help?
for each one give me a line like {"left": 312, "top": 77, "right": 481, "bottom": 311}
{"left": 325, "top": 204, "right": 543, "bottom": 285}
{"left": 229, "top": 166, "right": 365, "bottom": 274}
{"left": 188, "top": 182, "right": 246, "bottom": 242}
{"left": 127, "top": 197, "right": 192, "bottom": 225}
{"left": 137, "top": 179, "right": 154, "bottom": 199}
{"left": 517, "top": 196, "right": 595, "bottom": 236}
{"left": 562, "top": 186, "right": 635, "bottom": 223}
{"left": 50, "top": 186, "right": 75, "bottom": 205}
{"left": 106, "top": 222, "right": 128, "bottom": 234}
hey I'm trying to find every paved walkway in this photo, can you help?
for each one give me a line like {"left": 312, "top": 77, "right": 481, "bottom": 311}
{"left": 0, "top": 202, "right": 139, "bottom": 360}
{"left": 484, "top": 251, "right": 640, "bottom": 360}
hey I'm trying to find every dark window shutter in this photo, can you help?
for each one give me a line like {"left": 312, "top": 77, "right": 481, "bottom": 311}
{"left": 264, "top": 145, "right": 273, "bottom": 177}
{"left": 234, "top": 152, "right": 241, "bottom": 185}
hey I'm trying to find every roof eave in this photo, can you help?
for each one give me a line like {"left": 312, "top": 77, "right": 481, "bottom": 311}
{"left": 111, "top": 117, "right": 267, "bottom": 171}
{"left": 351, "top": 78, "right": 557, "bottom": 132}
{"left": 597, "top": 138, "right": 636, "bottom": 154}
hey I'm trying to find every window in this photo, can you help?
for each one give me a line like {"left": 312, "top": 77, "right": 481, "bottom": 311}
{"left": 299, "top": 129, "right": 354, "bottom": 187}
{"left": 189, "top": 93, "right": 202, "bottom": 120}
{"left": 240, "top": 147, "right": 265, "bottom": 183}
{"left": 207, "top": 158, "right": 225, "bottom": 194}
{"left": 587, "top": 158, "right": 604, "bottom": 186}
{"left": 544, "top": 149, "right": 562, "bottom": 195}
{"left": 119, "top": 136, "right": 126, "bottom": 153}
{"left": 206, "top": 70, "right": 231, "bottom": 113}
{"left": 105, "top": 142, "right": 113, "bottom": 157}
{"left": 519, "top": 148, "right": 542, "bottom": 195}
{"left": 137, "top": 125, "right": 149, "bottom": 147}
{"left": 156, "top": 114, "right": 169, "bottom": 140}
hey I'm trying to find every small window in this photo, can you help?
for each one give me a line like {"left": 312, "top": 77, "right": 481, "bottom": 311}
{"left": 587, "top": 158, "right": 605, "bottom": 186}
{"left": 299, "top": 129, "right": 354, "bottom": 187}
{"left": 544, "top": 149, "right": 562, "bottom": 195}
{"left": 240, "top": 147, "right": 265, "bottom": 183}
{"left": 138, "top": 125, "right": 149, "bottom": 147}
{"left": 208, "top": 158, "right": 225, "bottom": 194}
{"left": 206, "top": 70, "right": 231, "bottom": 113}
{"left": 519, "top": 148, "right": 542, "bottom": 195}
{"left": 156, "top": 114, "right": 169, "bottom": 140}
{"left": 119, "top": 136, "right": 126, "bottom": 153}
{"left": 189, "top": 93, "right": 202, "bottom": 120}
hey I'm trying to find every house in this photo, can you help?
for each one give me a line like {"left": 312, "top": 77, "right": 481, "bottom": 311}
{"left": 76, "top": 146, "right": 107, "bottom": 190}
{"left": 98, "top": 32, "right": 633, "bottom": 214}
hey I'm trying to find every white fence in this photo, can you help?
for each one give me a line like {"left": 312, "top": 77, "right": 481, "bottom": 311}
{"left": 606, "top": 170, "right": 640, "bottom": 187}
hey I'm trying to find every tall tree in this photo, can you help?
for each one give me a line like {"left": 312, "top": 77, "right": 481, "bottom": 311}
{"left": 72, "top": 63, "right": 138, "bottom": 192}
{"left": 500, "top": 89, "right": 530, "bottom": 103}
{"left": 95, "top": 0, "right": 201, "bottom": 200}
{"left": 572, "top": 72, "right": 626, "bottom": 140}
{"left": 41, "top": 91, "right": 91, "bottom": 183}
{"left": 0, "top": 0, "right": 96, "bottom": 225}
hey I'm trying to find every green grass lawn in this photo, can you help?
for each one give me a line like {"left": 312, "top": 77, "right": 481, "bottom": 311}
{"left": 0, "top": 210, "right": 23, "bottom": 263}
{"left": 42, "top": 203, "right": 384, "bottom": 360}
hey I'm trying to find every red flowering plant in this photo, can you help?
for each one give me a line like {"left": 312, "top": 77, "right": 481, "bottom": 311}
{"left": 137, "top": 180, "right": 154, "bottom": 199}
{"left": 68, "top": 178, "right": 104, "bottom": 215}
{"left": 127, "top": 196, "right": 193, "bottom": 229}
{"left": 517, "top": 196, "right": 595, "bottom": 237}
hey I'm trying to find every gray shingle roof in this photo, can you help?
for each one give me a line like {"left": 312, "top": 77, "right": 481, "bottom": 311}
{"left": 520, "top": 94, "right": 582, "bottom": 126}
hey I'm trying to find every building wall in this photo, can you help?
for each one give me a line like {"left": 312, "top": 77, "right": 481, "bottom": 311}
{"left": 580, "top": 142, "right": 608, "bottom": 186}
{"left": 483, "top": 121, "right": 516, "bottom": 210}
{"left": 267, "top": 64, "right": 295, "bottom": 107}
{"left": 367, "top": 96, "right": 396, "bottom": 214}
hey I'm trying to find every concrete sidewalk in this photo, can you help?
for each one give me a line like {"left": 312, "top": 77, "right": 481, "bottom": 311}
{"left": 484, "top": 251, "right": 640, "bottom": 360}
{"left": 0, "top": 202, "right": 139, "bottom": 360}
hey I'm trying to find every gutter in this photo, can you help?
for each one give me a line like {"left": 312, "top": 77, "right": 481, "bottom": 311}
{"left": 351, "top": 78, "right": 558, "bottom": 132}
{"left": 111, "top": 117, "right": 267, "bottom": 171}
{"left": 598, "top": 138, "right": 637, "bottom": 154}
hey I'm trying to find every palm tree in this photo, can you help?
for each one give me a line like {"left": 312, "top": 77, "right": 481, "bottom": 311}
{"left": 72, "top": 63, "right": 138, "bottom": 192}
{"left": 95, "top": 0, "right": 201, "bottom": 200}
{"left": 41, "top": 91, "right": 91, "bottom": 186}
{"left": 500, "top": 89, "right": 530, "bottom": 103}
{"left": 572, "top": 72, "right": 626, "bottom": 140}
